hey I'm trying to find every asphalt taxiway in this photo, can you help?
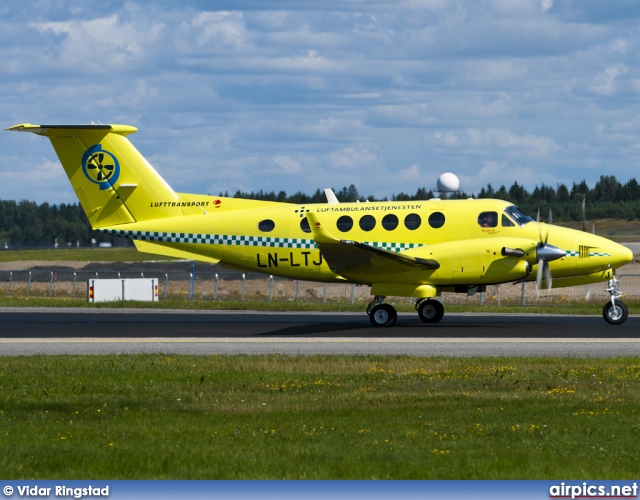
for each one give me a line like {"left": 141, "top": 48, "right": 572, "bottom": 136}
{"left": 0, "top": 308, "right": 638, "bottom": 357}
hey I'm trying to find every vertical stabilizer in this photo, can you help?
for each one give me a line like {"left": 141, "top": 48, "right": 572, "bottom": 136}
{"left": 6, "top": 124, "right": 182, "bottom": 228}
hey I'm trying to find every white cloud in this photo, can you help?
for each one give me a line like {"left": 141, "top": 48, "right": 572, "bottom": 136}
{"left": 458, "top": 160, "right": 559, "bottom": 194}
{"left": 610, "top": 37, "right": 628, "bottom": 54}
{"left": 189, "top": 11, "right": 249, "bottom": 50}
{"left": 541, "top": 0, "right": 554, "bottom": 13}
{"left": 328, "top": 147, "right": 379, "bottom": 169}
{"left": 395, "top": 164, "right": 422, "bottom": 182}
{"left": 273, "top": 155, "right": 301, "bottom": 174}
{"left": 587, "top": 64, "right": 629, "bottom": 96}
{"left": 29, "top": 14, "right": 163, "bottom": 73}
{"left": 2, "top": 0, "right": 640, "bottom": 205}
{"left": 430, "top": 128, "right": 561, "bottom": 157}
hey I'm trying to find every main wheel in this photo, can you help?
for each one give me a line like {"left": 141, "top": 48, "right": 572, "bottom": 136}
{"left": 603, "top": 300, "right": 628, "bottom": 325}
{"left": 417, "top": 299, "right": 444, "bottom": 323}
{"left": 369, "top": 303, "right": 397, "bottom": 327}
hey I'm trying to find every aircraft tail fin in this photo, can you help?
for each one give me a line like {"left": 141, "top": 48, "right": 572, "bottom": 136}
{"left": 6, "top": 123, "right": 182, "bottom": 228}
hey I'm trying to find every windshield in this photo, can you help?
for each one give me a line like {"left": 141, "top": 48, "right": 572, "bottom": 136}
{"left": 504, "top": 205, "right": 534, "bottom": 227}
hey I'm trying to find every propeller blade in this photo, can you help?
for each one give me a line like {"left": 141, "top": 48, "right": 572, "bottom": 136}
{"left": 544, "top": 263, "right": 552, "bottom": 290}
{"left": 582, "top": 198, "right": 586, "bottom": 232}
{"left": 548, "top": 208, "right": 552, "bottom": 226}
{"left": 536, "top": 258, "right": 544, "bottom": 292}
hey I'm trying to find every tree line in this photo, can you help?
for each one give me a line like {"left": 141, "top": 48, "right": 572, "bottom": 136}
{"left": 231, "top": 175, "right": 640, "bottom": 221}
{"left": 0, "top": 200, "right": 104, "bottom": 249}
{"left": 1, "top": 175, "right": 639, "bottom": 247}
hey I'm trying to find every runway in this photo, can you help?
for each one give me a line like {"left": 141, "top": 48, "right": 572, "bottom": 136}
{"left": 0, "top": 308, "right": 639, "bottom": 357}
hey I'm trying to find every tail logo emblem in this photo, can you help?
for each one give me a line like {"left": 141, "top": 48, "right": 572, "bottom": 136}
{"left": 81, "top": 144, "right": 120, "bottom": 190}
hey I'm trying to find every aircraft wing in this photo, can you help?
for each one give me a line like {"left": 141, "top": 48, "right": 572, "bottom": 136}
{"left": 306, "top": 212, "right": 439, "bottom": 275}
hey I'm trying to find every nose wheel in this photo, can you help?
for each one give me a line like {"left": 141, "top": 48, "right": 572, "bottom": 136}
{"left": 603, "top": 301, "right": 628, "bottom": 325}
{"left": 603, "top": 275, "right": 628, "bottom": 325}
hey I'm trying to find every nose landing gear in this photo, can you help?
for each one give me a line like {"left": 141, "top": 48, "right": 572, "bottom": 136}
{"left": 603, "top": 275, "right": 628, "bottom": 325}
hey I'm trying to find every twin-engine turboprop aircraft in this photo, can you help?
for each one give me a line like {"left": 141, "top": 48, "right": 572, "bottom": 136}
{"left": 7, "top": 123, "right": 634, "bottom": 326}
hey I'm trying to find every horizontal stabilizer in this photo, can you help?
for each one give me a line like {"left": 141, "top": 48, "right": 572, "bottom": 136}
{"left": 133, "top": 240, "right": 220, "bottom": 264}
{"left": 6, "top": 123, "right": 135, "bottom": 135}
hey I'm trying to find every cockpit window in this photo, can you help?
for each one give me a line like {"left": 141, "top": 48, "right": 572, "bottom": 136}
{"left": 501, "top": 214, "right": 515, "bottom": 227}
{"left": 478, "top": 211, "right": 498, "bottom": 228}
{"left": 504, "top": 205, "right": 534, "bottom": 226}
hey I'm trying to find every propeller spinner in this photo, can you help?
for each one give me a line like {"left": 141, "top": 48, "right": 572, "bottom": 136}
{"left": 535, "top": 208, "right": 566, "bottom": 291}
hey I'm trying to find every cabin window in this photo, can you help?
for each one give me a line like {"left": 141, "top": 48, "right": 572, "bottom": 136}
{"left": 300, "top": 218, "right": 311, "bottom": 233}
{"left": 478, "top": 211, "right": 498, "bottom": 228}
{"left": 404, "top": 213, "right": 421, "bottom": 230}
{"left": 501, "top": 214, "right": 515, "bottom": 227}
{"left": 382, "top": 214, "right": 398, "bottom": 231}
{"left": 258, "top": 219, "right": 276, "bottom": 232}
{"left": 428, "top": 212, "right": 445, "bottom": 228}
{"left": 336, "top": 215, "right": 353, "bottom": 232}
{"left": 359, "top": 215, "right": 376, "bottom": 231}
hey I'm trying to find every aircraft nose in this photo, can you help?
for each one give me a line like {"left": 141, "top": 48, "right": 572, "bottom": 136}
{"left": 609, "top": 242, "right": 634, "bottom": 269}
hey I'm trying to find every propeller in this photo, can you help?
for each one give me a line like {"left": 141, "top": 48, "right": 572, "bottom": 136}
{"left": 535, "top": 207, "right": 566, "bottom": 292}
{"left": 583, "top": 199, "right": 593, "bottom": 297}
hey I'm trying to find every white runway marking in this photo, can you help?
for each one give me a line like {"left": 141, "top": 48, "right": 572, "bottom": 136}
{"left": 2, "top": 337, "right": 639, "bottom": 344}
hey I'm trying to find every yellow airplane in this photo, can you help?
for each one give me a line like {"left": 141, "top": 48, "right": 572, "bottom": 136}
{"left": 7, "top": 123, "right": 634, "bottom": 326}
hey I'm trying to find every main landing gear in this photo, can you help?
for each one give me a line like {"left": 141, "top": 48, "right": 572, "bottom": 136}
{"left": 603, "top": 275, "right": 628, "bottom": 325}
{"left": 367, "top": 296, "right": 445, "bottom": 327}
{"left": 367, "top": 296, "right": 398, "bottom": 327}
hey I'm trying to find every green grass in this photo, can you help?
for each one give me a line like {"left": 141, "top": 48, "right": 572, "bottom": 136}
{"left": 0, "top": 355, "right": 639, "bottom": 479}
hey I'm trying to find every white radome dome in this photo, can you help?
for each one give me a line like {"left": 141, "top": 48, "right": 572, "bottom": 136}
{"left": 437, "top": 172, "right": 460, "bottom": 192}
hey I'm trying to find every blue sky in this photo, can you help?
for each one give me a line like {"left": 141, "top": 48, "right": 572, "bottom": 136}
{"left": 2, "top": 0, "right": 640, "bottom": 204}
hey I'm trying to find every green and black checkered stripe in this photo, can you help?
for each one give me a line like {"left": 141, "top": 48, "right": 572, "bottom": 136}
{"left": 366, "top": 241, "right": 423, "bottom": 251}
{"left": 100, "top": 229, "right": 316, "bottom": 249}
{"left": 565, "top": 250, "right": 611, "bottom": 257}
{"left": 99, "top": 228, "right": 423, "bottom": 253}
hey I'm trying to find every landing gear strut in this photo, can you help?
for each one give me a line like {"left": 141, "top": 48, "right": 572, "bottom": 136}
{"left": 603, "top": 275, "right": 628, "bottom": 325}
{"left": 416, "top": 298, "right": 444, "bottom": 323}
{"left": 367, "top": 296, "right": 397, "bottom": 327}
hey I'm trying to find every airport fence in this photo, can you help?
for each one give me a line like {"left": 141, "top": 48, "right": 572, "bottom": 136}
{"left": 1, "top": 267, "right": 640, "bottom": 306}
